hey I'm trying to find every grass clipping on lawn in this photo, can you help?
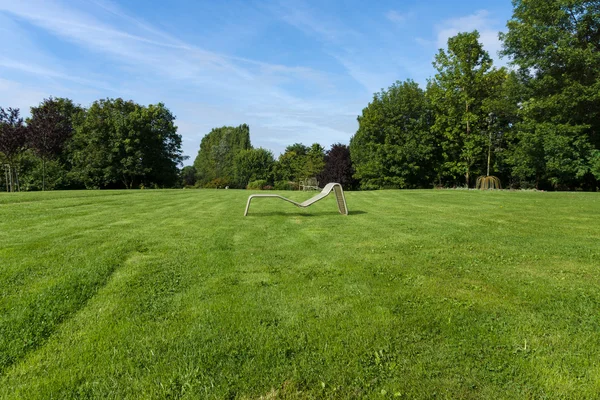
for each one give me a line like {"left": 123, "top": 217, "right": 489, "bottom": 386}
{"left": 0, "top": 189, "right": 599, "bottom": 399}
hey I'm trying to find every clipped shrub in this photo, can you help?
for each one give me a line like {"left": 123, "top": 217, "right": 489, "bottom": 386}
{"left": 246, "top": 179, "right": 268, "bottom": 190}
{"left": 204, "top": 177, "right": 230, "bottom": 188}
{"left": 476, "top": 176, "right": 502, "bottom": 190}
{"left": 274, "top": 180, "right": 299, "bottom": 190}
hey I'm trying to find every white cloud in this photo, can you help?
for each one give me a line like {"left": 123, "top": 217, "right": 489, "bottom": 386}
{"left": 386, "top": 10, "right": 407, "bottom": 24}
{"left": 0, "top": 79, "right": 49, "bottom": 113}
{"left": 270, "top": 0, "right": 360, "bottom": 44}
{"left": 0, "top": 0, "right": 363, "bottom": 161}
{"left": 332, "top": 55, "right": 395, "bottom": 95}
{"left": 435, "top": 10, "right": 503, "bottom": 62}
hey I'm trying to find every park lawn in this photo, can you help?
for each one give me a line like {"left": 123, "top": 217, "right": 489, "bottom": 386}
{"left": 0, "top": 189, "right": 599, "bottom": 399}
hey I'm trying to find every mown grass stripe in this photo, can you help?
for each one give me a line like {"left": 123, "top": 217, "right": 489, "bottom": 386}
{"left": 0, "top": 189, "right": 598, "bottom": 398}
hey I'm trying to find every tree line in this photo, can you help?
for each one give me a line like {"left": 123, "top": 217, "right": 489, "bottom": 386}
{"left": 1, "top": 98, "right": 184, "bottom": 191}
{"left": 187, "top": 124, "right": 356, "bottom": 190}
{"left": 190, "top": 0, "right": 599, "bottom": 192}
{"left": 3, "top": 1, "right": 598, "bottom": 192}
{"left": 351, "top": 0, "right": 600, "bottom": 190}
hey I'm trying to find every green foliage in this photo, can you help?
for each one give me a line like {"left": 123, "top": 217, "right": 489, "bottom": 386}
{"left": 180, "top": 165, "right": 197, "bottom": 187}
{"left": 234, "top": 147, "right": 275, "bottom": 188}
{"left": 193, "top": 124, "right": 251, "bottom": 188}
{"left": 69, "top": 99, "right": 182, "bottom": 189}
{"left": 591, "top": 150, "right": 600, "bottom": 181}
{"left": 1, "top": 190, "right": 600, "bottom": 398}
{"left": 246, "top": 179, "right": 268, "bottom": 190}
{"left": 501, "top": 0, "right": 600, "bottom": 189}
{"left": 27, "top": 98, "right": 81, "bottom": 190}
{"left": 18, "top": 151, "right": 69, "bottom": 191}
{"left": 350, "top": 80, "right": 439, "bottom": 189}
{"left": 272, "top": 143, "right": 324, "bottom": 185}
{"left": 347, "top": 12, "right": 597, "bottom": 190}
{"left": 273, "top": 180, "right": 298, "bottom": 190}
{"left": 430, "top": 31, "right": 508, "bottom": 187}
{"left": 203, "top": 177, "right": 230, "bottom": 188}
{"left": 304, "top": 143, "right": 325, "bottom": 181}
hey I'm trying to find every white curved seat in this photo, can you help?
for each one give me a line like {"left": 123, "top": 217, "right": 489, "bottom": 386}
{"left": 244, "top": 182, "right": 348, "bottom": 216}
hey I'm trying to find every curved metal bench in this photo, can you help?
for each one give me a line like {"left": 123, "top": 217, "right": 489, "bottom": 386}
{"left": 244, "top": 182, "right": 348, "bottom": 216}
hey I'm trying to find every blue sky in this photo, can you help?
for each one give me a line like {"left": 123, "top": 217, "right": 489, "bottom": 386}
{"left": 0, "top": 0, "right": 514, "bottom": 163}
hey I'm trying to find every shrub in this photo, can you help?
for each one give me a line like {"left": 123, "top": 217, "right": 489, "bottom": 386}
{"left": 246, "top": 179, "right": 268, "bottom": 190}
{"left": 204, "top": 177, "right": 230, "bottom": 188}
{"left": 274, "top": 180, "right": 298, "bottom": 190}
{"left": 263, "top": 185, "right": 273, "bottom": 190}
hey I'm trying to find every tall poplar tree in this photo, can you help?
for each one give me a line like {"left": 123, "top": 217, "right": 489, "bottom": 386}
{"left": 430, "top": 31, "right": 506, "bottom": 187}
{"left": 193, "top": 124, "right": 251, "bottom": 187}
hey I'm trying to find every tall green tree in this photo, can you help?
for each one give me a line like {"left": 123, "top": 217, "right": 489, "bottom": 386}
{"left": 501, "top": 0, "right": 600, "bottom": 189}
{"left": 180, "top": 165, "right": 197, "bottom": 187}
{"left": 591, "top": 150, "right": 600, "bottom": 183}
{"left": 430, "top": 31, "right": 508, "bottom": 187}
{"left": 234, "top": 147, "right": 275, "bottom": 188}
{"left": 193, "top": 124, "right": 251, "bottom": 187}
{"left": 129, "top": 103, "right": 183, "bottom": 187}
{"left": 482, "top": 71, "right": 524, "bottom": 186}
{"left": 272, "top": 143, "right": 308, "bottom": 183}
{"left": 272, "top": 143, "right": 324, "bottom": 186}
{"left": 70, "top": 99, "right": 182, "bottom": 189}
{"left": 302, "top": 143, "right": 325, "bottom": 182}
{"left": 350, "top": 80, "right": 438, "bottom": 189}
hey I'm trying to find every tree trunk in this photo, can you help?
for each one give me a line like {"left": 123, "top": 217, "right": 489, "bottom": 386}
{"left": 42, "top": 157, "right": 46, "bottom": 191}
{"left": 465, "top": 100, "right": 470, "bottom": 188}
{"left": 4, "top": 165, "right": 9, "bottom": 192}
{"left": 9, "top": 164, "right": 14, "bottom": 192}
{"left": 487, "top": 133, "right": 492, "bottom": 177}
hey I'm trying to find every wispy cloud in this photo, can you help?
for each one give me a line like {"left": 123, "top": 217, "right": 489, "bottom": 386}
{"left": 0, "top": 78, "right": 49, "bottom": 112}
{"left": 435, "top": 10, "right": 503, "bottom": 61}
{"left": 269, "top": 0, "right": 360, "bottom": 45}
{"left": 0, "top": 0, "right": 359, "bottom": 158}
{"left": 268, "top": 0, "right": 391, "bottom": 94}
{"left": 386, "top": 10, "right": 408, "bottom": 24}
{"left": 0, "top": 0, "right": 336, "bottom": 98}
{"left": 0, "top": 0, "right": 512, "bottom": 161}
{"left": 0, "top": 58, "right": 121, "bottom": 92}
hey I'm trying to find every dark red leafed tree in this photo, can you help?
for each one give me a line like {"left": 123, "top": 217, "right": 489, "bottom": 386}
{"left": 27, "top": 98, "right": 75, "bottom": 190}
{"left": 0, "top": 107, "right": 28, "bottom": 191}
{"left": 318, "top": 143, "right": 357, "bottom": 190}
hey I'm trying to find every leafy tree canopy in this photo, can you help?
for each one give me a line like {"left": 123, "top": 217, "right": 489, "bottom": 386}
{"left": 234, "top": 147, "right": 275, "bottom": 188}
{"left": 70, "top": 98, "right": 182, "bottom": 189}
{"left": 28, "top": 97, "right": 81, "bottom": 190}
{"left": 272, "top": 142, "right": 324, "bottom": 185}
{"left": 318, "top": 143, "right": 357, "bottom": 189}
{"left": 0, "top": 107, "right": 28, "bottom": 166}
{"left": 430, "top": 31, "right": 507, "bottom": 187}
{"left": 350, "top": 80, "right": 439, "bottom": 189}
{"left": 193, "top": 124, "right": 251, "bottom": 188}
{"left": 501, "top": 0, "right": 600, "bottom": 188}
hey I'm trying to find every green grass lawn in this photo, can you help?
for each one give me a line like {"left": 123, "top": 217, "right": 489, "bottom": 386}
{"left": 0, "top": 189, "right": 599, "bottom": 399}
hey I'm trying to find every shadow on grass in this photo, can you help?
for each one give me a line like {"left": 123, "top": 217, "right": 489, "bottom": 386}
{"left": 348, "top": 210, "right": 367, "bottom": 215}
{"left": 245, "top": 210, "right": 367, "bottom": 217}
